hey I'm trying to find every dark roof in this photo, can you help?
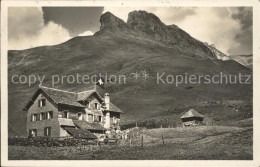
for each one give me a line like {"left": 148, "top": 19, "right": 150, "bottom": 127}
{"left": 64, "top": 127, "right": 97, "bottom": 139}
{"left": 180, "top": 109, "right": 204, "bottom": 119}
{"left": 24, "top": 86, "right": 124, "bottom": 114}
{"left": 40, "top": 86, "right": 85, "bottom": 107}
{"left": 77, "top": 91, "right": 103, "bottom": 102}
{"left": 73, "top": 120, "right": 105, "bottom": 131}
{"left": 77, "top": 90, "right": 96, "bottom": 101}
{"left": 106, "top": 102, "right": 124, "bottom": 113}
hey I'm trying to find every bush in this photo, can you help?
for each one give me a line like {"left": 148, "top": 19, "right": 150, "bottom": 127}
{"left": 8, "top": 136, "right": 97, "bottom": 147}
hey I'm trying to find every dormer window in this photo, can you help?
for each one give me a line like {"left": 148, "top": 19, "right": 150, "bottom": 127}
{"left": 94, "top": 103, "right": 99, "bottom": 109}
{"left": 38, "top": 99, "right": 46, "bottom": 107}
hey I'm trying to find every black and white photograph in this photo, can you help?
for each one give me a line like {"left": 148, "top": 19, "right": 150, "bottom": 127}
{"left": 1, "top": 0, "right": 260, "bottom": 166}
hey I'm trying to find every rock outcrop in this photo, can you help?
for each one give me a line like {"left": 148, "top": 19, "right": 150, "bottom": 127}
{"left": 204, "top": 43, "right": 229, "bottom": 61}
{"left": 95, "top": 10, "right": 217, "bottom": 58}
{"left": 99, "top": 12, "right": 130, "bottom": 33}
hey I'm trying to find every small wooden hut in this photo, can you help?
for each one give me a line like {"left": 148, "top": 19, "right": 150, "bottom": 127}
{"left": 180, "top": 109, "right": 204, "bottom": 127}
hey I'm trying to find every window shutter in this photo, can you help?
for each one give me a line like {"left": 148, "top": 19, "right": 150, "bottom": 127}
{"left": 38, "top": 100, "right": 40, "bottom": 107}
{"left": 35, "top": 130, "right": 37, "bottom": 137}
{"left": 49, "top": 111, "right": 53, "bottom": 119}
{"left": 31, "top": 115, "right": 33, "bottom": 121}
{"left": 49, "top": 127, "right": 51, "bottom": 136}
{"left": 44, "top": 127, "right": 47, "bottom": 136}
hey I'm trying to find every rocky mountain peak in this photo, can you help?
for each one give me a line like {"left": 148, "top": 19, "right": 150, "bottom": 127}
{"left": 96, "top": 10, "right": 220, "bottom": 58}
{"left": 99, "top": 11, "right": 129, "bottom": 32}
{"left": 127, "top": 10, "right": 165, "bottom": 30}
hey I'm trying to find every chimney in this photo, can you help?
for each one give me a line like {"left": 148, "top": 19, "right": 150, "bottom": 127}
{"left": 104, "top": 93, "right": 110, "bottom": 110}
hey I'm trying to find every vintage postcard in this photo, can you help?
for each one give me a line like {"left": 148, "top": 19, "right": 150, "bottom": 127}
{"left": 1, "top": 0, "right": 260, "bottom": 166}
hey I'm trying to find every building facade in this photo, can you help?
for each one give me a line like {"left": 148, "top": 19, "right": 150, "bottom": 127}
{"left": 24, "top": 86, "right": 124, "bottom": 139}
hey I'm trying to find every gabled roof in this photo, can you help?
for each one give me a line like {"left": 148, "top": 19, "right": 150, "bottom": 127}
{"left": 64, "top": 127, "right": 97, "bottom": 139}
{"left": 180, "top": 109, "right": 204, "bottom": 119}
{"left": 24, "top": 86, "right": 93, "bottom": 110}
{"left": 73, "top": 120, "right": 105, "bottom": 131}
{"left": 24, "top": 86, "right": 124, "bottom": 114}
{"left": 77, "top": 90, "right": 95, "bottom": 101}
{"left": 77, "top": 90, "right": 103, "bottom": 102}
{"left": 106, "top": 102, "right": 124, "bottom": 113}
{"left": 40, "top": 86, "right": 85, "bottom": 107}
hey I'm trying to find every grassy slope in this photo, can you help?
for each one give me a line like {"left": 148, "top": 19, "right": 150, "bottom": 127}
{"left": 8, "top": 126, "right": 252, "bottom": 160}
{"left": 229, "top": 54, "right": 253, "bottom": 70}
{"left": 8, "top": 34, "right": 252, "bottom": 136}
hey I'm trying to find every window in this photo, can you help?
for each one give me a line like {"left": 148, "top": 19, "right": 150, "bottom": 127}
{"left": 78, "top": 113, "right": 82, "bottom": 120}
{"left": 38, "top": 99, "right": 46, "bottom": 107}
{"left": 94, "top": 103, "right": 98, "bottom": 109}
{"left": 29, "top": 129, "right": 37, "bottom": 137}
{"left": 40, "top": 113, "right": 46, "bottom": 120}
{"left": 64, "top": 111, "right": 69, "bottom": 118}
{"left": 44, "top": 127, "right": 51, "bottom": 136}
{"left": 98, "top": 116, "right": 102, "bottom": 122}
{"left": 47, "top": 111, "right": 53, "bottom": 119}
{"left": 31, "top": 114, "right": 37, "bottom": 122}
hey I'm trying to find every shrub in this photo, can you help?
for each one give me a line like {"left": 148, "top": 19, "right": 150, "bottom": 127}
{"left": 8, "top": 136, "right": 97, "bottom": 147}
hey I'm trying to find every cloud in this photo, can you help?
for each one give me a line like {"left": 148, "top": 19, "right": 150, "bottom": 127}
{"left": 176, "top": 7, "right": 242, "bottom": 55}
{"left": 42, "top": 7, "right": 104, "bottom": 36}
{"left": 78, "top": 31, "right": 94, "bottom": 36}
{"left": 227, "top": 7, "right": 252, "bottom": 55}
{"left": 104, "top": 7, "right": 252, "bottom": 55}
{"left": 8, "top": 7, "right": 71, "bottom": 50}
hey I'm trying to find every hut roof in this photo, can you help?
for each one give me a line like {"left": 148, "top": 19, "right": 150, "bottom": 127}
{"left": 180, "top": 109, "right": 204, "bottom": 119}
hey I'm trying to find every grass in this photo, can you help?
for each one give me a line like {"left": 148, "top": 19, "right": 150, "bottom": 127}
{"left": 8, "top": 126, "right": 252, "bottom": 160}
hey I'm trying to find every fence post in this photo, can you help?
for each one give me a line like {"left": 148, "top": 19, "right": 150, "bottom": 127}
{"left": 161, "top": 134, "right": 164, "bottom": 145}
{"left": 141, "top": 135, "right": 143, "bottom": 147}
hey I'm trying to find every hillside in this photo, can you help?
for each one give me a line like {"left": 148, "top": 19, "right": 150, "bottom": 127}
{"left": 229, "top": 54, "right": 253, "bottom": 70}
{"left": 8, "top": 10, "right": 252, "bottom": 136}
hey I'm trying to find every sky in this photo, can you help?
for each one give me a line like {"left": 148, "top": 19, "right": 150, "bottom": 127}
{"left": 8, "top": 7, "right": 252, "bottom": 55}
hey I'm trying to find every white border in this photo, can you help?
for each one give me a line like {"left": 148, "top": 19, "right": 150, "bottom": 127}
{"left": 1, "top": 0, "right": 260, "bottom": 166}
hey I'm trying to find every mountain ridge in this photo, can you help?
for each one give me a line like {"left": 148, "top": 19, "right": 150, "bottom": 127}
{"left": 95, "top": 10, "right": 217, "bottom": 59}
